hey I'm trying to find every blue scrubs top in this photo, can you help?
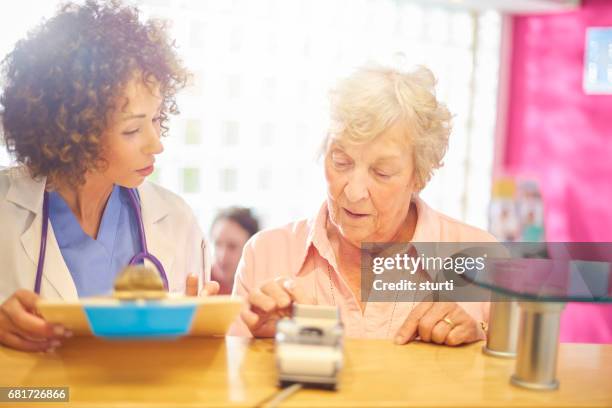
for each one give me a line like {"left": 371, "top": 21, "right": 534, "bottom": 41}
{"left": 48, "top": 185, "right": 141, "bottom": 297}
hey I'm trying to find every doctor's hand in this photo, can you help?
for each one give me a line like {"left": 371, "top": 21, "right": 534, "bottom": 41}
{"left": 241, "top": 277, "right": 315, "bottom": 338}
{"left": 394, "top": 301, "right": 485, "bottom": 347}
{"left": 0, "top": 289, "right": 70, "bottom": 352}
{"left": 184, "top": 274, "right": 220, "bottom": 297}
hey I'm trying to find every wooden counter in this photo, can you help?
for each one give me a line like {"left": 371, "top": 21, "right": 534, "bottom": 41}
{"left": 1, "top": 336, "right": 611, "bottom": 407}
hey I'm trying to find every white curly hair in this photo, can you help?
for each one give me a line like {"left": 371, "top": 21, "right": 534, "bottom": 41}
{"left": 325, "top": 63, "right": 452, "bottom": 191}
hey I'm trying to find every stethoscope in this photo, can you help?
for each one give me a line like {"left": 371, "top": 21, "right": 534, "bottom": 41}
{"left": 33, "top": 188, "right": 169, "bottom": 294}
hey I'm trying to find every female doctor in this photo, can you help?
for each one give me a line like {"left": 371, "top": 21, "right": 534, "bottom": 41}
{"left": 0, "top": 1, "right": 218, "bottom": 352}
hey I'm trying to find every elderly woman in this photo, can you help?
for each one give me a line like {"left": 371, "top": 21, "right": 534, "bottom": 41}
{"left": 232, "top": 65, "right": 495, "bottom": 346}
{"left": 0, "top": 0, "right": 217, "bottom": 352}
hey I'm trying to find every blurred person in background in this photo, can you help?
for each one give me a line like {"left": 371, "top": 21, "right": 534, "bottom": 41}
{"left": 211, "top": 207, "right": 259, "bottom": 295}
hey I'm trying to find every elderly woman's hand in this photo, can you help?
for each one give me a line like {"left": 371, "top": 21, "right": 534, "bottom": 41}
{"left": 241, "top": 278, "right": 314, "bottom": 337}
{"left": 394, "top": 302, "right": 485, "bottom": 346}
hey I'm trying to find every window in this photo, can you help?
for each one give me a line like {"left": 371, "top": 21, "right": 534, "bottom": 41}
{"left": 185, "top": 119, "right": 202, "bottom": 145}
{"left": 258, "top": 168, "right": 271, "bottom": 190}
{"left": 295, "top": 124, "right": 309, "bottom": 147}
{"left": 0, "top": 1, "right": 502, "bottom": 232}
{"left": 184, "top": 71, "right": 204, "bottom": 97}
{"left": 227, "top": 75, "right": 241, "bottom": 100}
{"left": 230, "top": 26, "right": 243, "bottom": 53}
{"left": 219, "top": 168, "right": 237, "bottom": 192}
{"left": 139, "top": 1, "right": 501, "bottom": 230}
{"left": 182, "top": 168, "right": 200, "bottom": 193}
{"left": 190, "top": 21, "right": 206, "bottom": 48}
{"left": 262, "top": 77, "right": 276, "bottom": 102}
{"left": 260, "top": 123, "right": 275, "bottom": 146}
{"left": 222, "top": 121, "right": 239, "bottom": 146}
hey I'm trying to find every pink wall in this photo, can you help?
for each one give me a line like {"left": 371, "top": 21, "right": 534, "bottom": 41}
{"left": 504, "top": 0, "right": 612, "bottom": 343}
{"left": 506, "top": 0, "right": 612, "bottom": 242}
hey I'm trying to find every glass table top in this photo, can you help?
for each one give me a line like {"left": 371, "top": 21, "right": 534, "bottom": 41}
{"left": 457, "top": 242, "right": 612, "bottom": 302}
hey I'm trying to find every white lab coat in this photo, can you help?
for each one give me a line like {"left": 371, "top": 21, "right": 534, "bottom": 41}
{"left": 0, "top": 166, "right": 211, "bottom": 302}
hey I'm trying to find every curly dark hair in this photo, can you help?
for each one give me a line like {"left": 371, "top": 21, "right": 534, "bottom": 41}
{"left": 0, "top": 0, "right": 188, "bottom": 187}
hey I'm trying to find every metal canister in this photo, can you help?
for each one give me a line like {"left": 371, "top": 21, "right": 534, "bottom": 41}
{"left": 482, "top": 293, "right": 519, "bottom": 358}
{"left": 510, "top": 302, "right": 565, "bottom": 390}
